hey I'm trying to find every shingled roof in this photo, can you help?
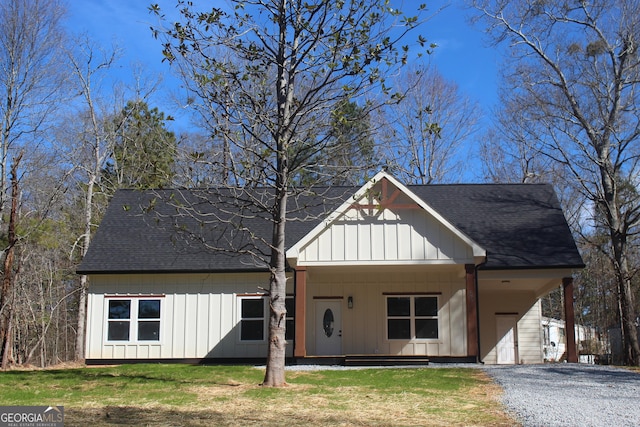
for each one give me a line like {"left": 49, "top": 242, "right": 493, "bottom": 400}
{"left": 408, "top": 184, "right": 583, "bottom": 269}
{"left": 77, "top": 182, "right": 584, "bottom": 274}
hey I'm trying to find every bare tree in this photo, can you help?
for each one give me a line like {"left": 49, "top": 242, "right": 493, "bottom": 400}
{"left": 0, "top": 0, "right": 67, "bottom": 215}
{"left": 472, "top": 0, "right": 640, "bottom": 365}
{"left": 379, "top": 65, "right": 481, "bottom": 184}
{"left": 9, "top": 137, "right": 86, "bottom": 367}
{"left": 151, "top": 0, "right": 427, "bottom": 386}
{"left": 0, "top": 0, "right": 68, "bottom": 369}
{"left": 64, "top": 36, "right": 167, "bottom": 361}
{"left": 63, "top": 36, "right": 123, "bottom": 361}
{"left": 480, "top": 91, "right": 561, "bottom": 184}
{"left": 172, "top": 131, "right": 222, "bottom": 187}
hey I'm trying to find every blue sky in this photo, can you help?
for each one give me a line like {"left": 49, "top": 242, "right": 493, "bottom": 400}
{"left": 428, "top": 3, "right": 500, "bottom": 111}
{"left": 64, "top": 0, "right": 499, "bottom": 179}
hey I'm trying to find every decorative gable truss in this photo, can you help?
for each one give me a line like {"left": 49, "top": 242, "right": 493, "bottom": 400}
{"left": 287, "top": 171, "right": 486, "bottom": 267}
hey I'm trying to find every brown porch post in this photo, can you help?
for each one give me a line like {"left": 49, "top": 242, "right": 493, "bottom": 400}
{"left": 294, "top": 267, "right": 307, "bottom": 358}
{"left": 465, "top": 264, "right": 479, "bottom": 358}
{"left": 563, "top": 277, "right": 578, "bottom": 363}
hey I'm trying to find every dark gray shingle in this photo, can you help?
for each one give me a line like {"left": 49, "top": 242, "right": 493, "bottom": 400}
{"left": 77, "top": 183, "right": 583, "bottom": 274}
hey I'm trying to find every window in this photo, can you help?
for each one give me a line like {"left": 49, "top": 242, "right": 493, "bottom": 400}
{"left": 285, "top": 296, "right": 295, "bottom": 341}
{"left": 138, "top": 300, "right": 161, "bottom": 340}
{"left": 240, "top": 298, "right": 265, "bottom": 341}
{"left": 238, "top": 295, "right": 295, "bottom": 342}
{"left": 106, "top": 298, "right": 161, "bottom": 342}
{"left": 543, "top": 325, "right": 551, "bottom": 346}
{"left": 108, "top": 300, "right": 131, "bottom": 341}
{"left": 386, "top": 296, "right": 438, "bottom": 340}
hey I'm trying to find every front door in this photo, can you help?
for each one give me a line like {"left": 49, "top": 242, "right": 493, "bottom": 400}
{"left": 496, "top": 315, "right": 517, "bottom": 364}
{"left": 315, "top": 300, "right": 342, "bottom": 355}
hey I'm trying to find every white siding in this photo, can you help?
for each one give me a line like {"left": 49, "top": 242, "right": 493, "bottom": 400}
{"left": 87, "top": 269, "right": 549, "bottom": 362}
{"left": 305, "top": 268, "right": 468, "bottom": 357}
{"left": 517, "top": 300, "right": 543, "bottom": 364}
{"left": 86, "top": 273, "right": 293, "bottom": 360}
{"left": 297, "top": 206, "right": 474, "bottom": 265}
{"left": 479, "top": 290, "right": 544, "bottom": 364}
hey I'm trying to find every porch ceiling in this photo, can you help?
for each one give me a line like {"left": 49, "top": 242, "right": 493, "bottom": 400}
{"left": 478, "top": 268, "right": 576, "bottom": 297}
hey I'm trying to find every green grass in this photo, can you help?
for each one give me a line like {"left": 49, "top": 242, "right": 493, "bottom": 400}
{"left": 0, "top": 364, "right": 517, "bottom": 426}
{"left": 0, "top": 364, "right": 261, "bottom": 406}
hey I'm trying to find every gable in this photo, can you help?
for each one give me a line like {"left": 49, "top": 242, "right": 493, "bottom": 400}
{"left": 288, "top": 173, "right": 485, "bottom": 266}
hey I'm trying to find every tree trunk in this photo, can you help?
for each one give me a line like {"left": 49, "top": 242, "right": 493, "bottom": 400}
{"left": 611, "top": 231, "right": 640, "bottom": 366}
{"left": 600, "top": 157, "right": 640, "bottom": 366}
{"left": 75, "top": 275, "right": 87, "bottom": 361}
{"left": 0, "top": 308, "right": 13, "bottom": 369}
{"left": 75, "top": 166, "right": 96, "bottom": 361}
{"left": 0, "top": 152, "right": 22, "bottom": 369}
{"left": 262, "top": 189, "right": 288, "bottom": 387}
{"left": 262, "top": 266, "right": 288, "bottom": 386}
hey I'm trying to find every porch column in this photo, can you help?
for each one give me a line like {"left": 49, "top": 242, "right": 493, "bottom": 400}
{"left": 563, "top": 277, "right": 578, "bottom": 363}
{"left": 294, "top": 267, "right": 307, "bottom": 358}
{"left": 465, "top": 264, "right": 479, "bottom": 359}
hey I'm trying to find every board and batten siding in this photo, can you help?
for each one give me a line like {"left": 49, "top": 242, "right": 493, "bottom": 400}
{"left": 297, "top": 206, "right": 474, "bottom": 265}
{"left": 516, "top": 300, "right": 544, "bottom": 364}
{"left": 479, "top": 291, "right": 544, "bottom": 364}
{"left": 86, "top": 273, "right": 291, "bottom": 360}
{"left": 305, "top": 268, "right": 468, "bottom": 357}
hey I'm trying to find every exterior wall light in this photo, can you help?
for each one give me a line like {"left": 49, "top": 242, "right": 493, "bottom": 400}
{"left": 348, "top": 296, "right": 353, "bottom": 309}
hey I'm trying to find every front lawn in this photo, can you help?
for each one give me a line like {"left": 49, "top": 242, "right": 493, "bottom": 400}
{"left": 0, "top": 364, "right": 517, "bottom": 426}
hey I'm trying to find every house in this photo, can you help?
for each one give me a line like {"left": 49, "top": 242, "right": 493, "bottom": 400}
{"left": 542, "top": 317, "right": 602, "bottom": 363}
{"left": 78, "top": 171, "right": 584, "bottom": 365}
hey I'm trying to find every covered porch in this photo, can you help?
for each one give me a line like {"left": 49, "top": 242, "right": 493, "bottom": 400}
{"left": 290, "top": 264, "right": 577, "bottom": 365}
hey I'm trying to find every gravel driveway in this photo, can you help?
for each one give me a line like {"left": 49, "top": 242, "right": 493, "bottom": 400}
{"left": 482, "top": 364, "right": 640, "bottom": 427}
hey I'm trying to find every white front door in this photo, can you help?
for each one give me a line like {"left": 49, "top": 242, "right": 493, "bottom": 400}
{"left": 496, "top": 315, "right": 517, "bottom": 364}
{"left": 315, "top": 300, "right": 342, "bottom": 355}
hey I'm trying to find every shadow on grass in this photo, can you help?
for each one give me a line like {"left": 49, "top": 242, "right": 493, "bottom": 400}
{"left": 67, "top": 406, "right": 223, "bottom": 427}
{"left": 66, "top": 406, "right": 355, "bottom": 427}
{"left": 0, "top": 365, "right": 265, "bottom": 407}
{"left": 1, "top": 364, "right": 263, "bottom": 386}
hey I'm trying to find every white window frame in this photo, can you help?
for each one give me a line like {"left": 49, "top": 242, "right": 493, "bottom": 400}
{"left": 104, "top": 296, "right": 163, "bottom": 343}
{"left": 385, "top": 295, "right": 439, "bottom": 341}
